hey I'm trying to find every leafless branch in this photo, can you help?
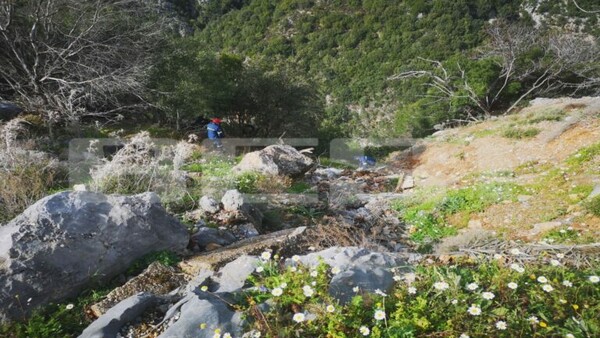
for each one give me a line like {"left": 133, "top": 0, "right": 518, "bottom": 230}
{"left": 0, "top": 0, "right": 168, "bottom": 126}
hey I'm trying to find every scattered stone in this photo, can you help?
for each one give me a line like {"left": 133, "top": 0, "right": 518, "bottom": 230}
{"left": 0, "top": 102, "right": 22, "bottom": 120}
{"left": 400, "top": 175, "right": 415, "bottom": 190}
{"left": 199, "top": 196, "right": 220, "bottom": 214}
{"left": 526, "top": 221, "right": 562, "bottom": 239}
{"left": 0, "top": 191, "right": 189, "bottom": 323}
{"left": 517, "top": 195, "right": 533, "bottom": 202}
{"left": 233, "top": 145, "right": 314, "bottom": 177}
{"left": 219, "top": 189, "right": 263, "bottom": 228}
{"left": 221, "top": 190, "right": 245, "bottom": 212}
{"left": 190, "top": 227, "right": 237, "bottom": 252}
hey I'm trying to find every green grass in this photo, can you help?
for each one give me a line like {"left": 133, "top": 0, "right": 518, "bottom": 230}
{"left": 585, "top": 195, "right": 600, "bottom": 217}
{"left": 180, "top": 162, "right": 203, "bottom": 172}
{"left": 318, "top": 157, "right": 356, "bottom": 169}
{"left": 0, "top": 289, "right": 111, "bottom": 338}
{"left": 392, "top": 183, "right": 525, "bottom": 250}
{"left": 125, "top": 250, "right": 181, "bottom": 276}
{"left": 502, "top": 127, "right": 541, "bottom": 139}
{"left": 287, "top": 181, "right": 312, "bottom": 194}
{"left": 524, "top": 109, "right": 566, "bottom": 124}
{"left": 566, "top": 143, "right": 600, "bottom": 169}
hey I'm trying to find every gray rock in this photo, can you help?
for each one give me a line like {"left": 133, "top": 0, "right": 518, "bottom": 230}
{"left": 78, "top": 292, "right": 158, "bottom": 338}
{"left": 221, "top": 190, "right": 245, "bottom": 212}
{"left": 219, "top": 190, "right": 263, "bottom": 228}
{"left": 232, "top": 145, "right": 313, "bottom": 177}
{"left": 199, "top": 196, "right": 220, "bottom": 214}
{"left": 312, "top": 167, "right": 344, "bottom": 182}
{"left": 0, "top": 191, "right": 189, "bottom": 323}
{"left": 191, "top": 227, "right": 237, "bottom": 251}
{"left": 158, "top": 294, "right": 244, "bottom": 338}
{"left": 401, "top": 175, "right": 415, "bottom": 190}
{"left": 214, "top": 255, "right": 259, "bottom": 293}
{"left": 329, "top": 266, "right": 393, "bottom": 304}
{"left": 292, "top": 247, "right": 404, "bottom": 304}
{"left": 231, "top": 223, "right": 259, "bottom": 240}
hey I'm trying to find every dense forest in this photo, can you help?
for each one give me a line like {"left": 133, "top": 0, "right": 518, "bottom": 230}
{"left": 1, "top": 0, "right": 599, "bottom": 140}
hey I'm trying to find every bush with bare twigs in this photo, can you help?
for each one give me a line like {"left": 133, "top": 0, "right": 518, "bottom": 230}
{"left": 0, "top": 119, "right": 66, "bottom": 222}
{"left": 89, "top": 132, "right": 195, "bottom": 203}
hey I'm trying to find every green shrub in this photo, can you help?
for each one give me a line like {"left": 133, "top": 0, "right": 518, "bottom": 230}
{"left": 525, "top": 109, "right": 565, "bottom": 124}
{"left": 585, "top": 195, "right": 600, "bottom": 217}
{"left": 502, "top": 127, "right": 541, "bottom": 139}
{"left": 235, "top": 172, "right": 263, "bottom": 193}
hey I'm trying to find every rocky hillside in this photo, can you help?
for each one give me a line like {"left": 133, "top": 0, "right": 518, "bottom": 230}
{"left": 1, "top": 99, "right": 599, "bottom": 337}
{"left": 389, "top": 97, "right": 600, "bottom": 248}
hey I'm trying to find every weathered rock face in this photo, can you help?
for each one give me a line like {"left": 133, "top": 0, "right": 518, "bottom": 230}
{"left": 232, "top": 145, "right": 313, "bottom": 177}
{"left": 0, "top": 191, "right": 189, "bottom": 323}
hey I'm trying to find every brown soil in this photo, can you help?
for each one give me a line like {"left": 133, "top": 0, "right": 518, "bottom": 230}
{"left": 389, "top": 97, "right": 600, "bottom": 243}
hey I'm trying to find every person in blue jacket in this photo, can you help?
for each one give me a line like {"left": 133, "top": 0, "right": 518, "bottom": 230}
{"left": 206, "top": 118, "right": 224, "bottom": 149}
{"left": 355, "top": 155, "right": 376, "bottom": 168}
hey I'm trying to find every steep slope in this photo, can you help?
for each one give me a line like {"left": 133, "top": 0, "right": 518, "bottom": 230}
{"left": 389, "top": 97, "right": 600, "bottom": 246}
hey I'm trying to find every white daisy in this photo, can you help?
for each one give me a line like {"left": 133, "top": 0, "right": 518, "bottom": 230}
{"left": 495, "top": 321, "right": 507, "bottom": 330}
{"left": 359, "top": 326, "right": 370, "bottom": 336}
{"left": 292, "top": 312, "right": 305, "bottom": 323}
{"left": 374, "top": 309, "right": 386, "bottom": 321}
{"left": 482, "top": 292, "right": 495, "bottom": 300}
{"left": 467, "top": 304, "right": 481, "bottom": 316}
{"left": 507, "top": 282, "right": 518, "bottom": 290}
{"left": 271, "top": 287, "right": 283, "bottom": 297}
{"left": 466, "top": 283, "right": 479, "bottom": 291}
{"left": 433, "top": 281, "right": 449, "bottom": 290}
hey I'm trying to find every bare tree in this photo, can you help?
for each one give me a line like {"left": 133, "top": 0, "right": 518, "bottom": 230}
{"left": 0, "top": 0, "right": 167, "bottom": 135}
{"left": 390, "top": 21, "right": 600, "bottom": 121}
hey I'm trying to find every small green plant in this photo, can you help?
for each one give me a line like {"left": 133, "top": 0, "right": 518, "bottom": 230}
{"left": 502, "top": 127, "right": 541, "bottom": 139}
{"left": 287, "top": 181, "right": 312, "bottom": 194}
{"left": 0, "top": 288, "right": 111, "bottom": 338}
{"left": 180, "top": 162, "right": 203, "bottom": 172}
{"left": 125, "top": 250, "right": 180, "bottom": 276}
{"left": 235, "top": 172, "right": 263, "bottom": 193}
{"left": 288, "top": 205, "right": 324, "bottom": 220}
{"left": 525, "top": 109, "right": 566, "bottom": 124}
{"left": 566, "top": 143, "right": 600, "bottom": 168}
{"left": 542, "top": 227, "right": 582, "bottom": 244}
{"left": 585, "top": 195, "right": 600, "bottom": 217}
